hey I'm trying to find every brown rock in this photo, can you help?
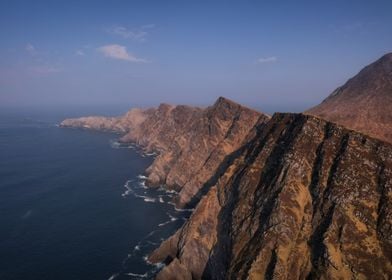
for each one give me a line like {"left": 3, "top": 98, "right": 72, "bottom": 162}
{"left": 152, "top": 113, "right": 392, "bottom": 279}
{"left": 60, "top": 97, "right": 268, "bottom": 207}
{"left": 307, "top": 53, "right": 392, "bottom": 143}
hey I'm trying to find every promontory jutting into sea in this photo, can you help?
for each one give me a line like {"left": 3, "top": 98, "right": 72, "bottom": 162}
{"left": 1, "top": 1, "right": 391, "bottom": 279}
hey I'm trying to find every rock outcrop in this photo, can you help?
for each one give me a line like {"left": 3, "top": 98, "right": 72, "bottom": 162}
{"left": 150, "top": 113, "right": 392, "bottom": 279}
{"left": 61, "top": 97, "right": 267, "bottom": 207}
{"left": 307, "top": 53, "right": 392, "bottom": 143}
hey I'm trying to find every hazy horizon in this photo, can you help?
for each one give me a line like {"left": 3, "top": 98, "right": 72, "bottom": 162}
{"left": 1, "top": 0, "right": 392, "bottom": 110}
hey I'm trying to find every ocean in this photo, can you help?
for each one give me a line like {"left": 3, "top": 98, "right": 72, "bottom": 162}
{"left": 0, "top": 107, "right": 189, "bottom": 280}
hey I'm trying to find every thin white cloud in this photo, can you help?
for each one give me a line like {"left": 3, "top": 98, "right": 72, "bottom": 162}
{"left": 25, "top": 43, "right": 36, "bottom": 55}
{"left": 107, "top": 24, "right": 155, "bottom": 42}
{"left": 97, "top": 44, "right": 148, "bottom": 63}
{"left": 256, "top": 56, "right": 277, "bottom": 64}
{"left": 76, "top": 50, "right": 85, "bottom": 56}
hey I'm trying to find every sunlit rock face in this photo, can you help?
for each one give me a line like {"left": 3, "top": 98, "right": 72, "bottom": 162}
{"left": 61, "top": 54, "right": 392, "bottom": 279}
{"left": 150, "top": 113, "right": 392, "bottom": 280}
{"left": 307, "top": 53, "right": 392, "bottom": 144}
{"left": 61, "top": 97, "right": 267, "bottom": 208}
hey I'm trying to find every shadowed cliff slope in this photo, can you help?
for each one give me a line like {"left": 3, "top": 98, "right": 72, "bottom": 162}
{"left": 307, "top": 53, "right": 392, "bottom": 143}
{"left": 150, "top": 113, "right": 392, "bottom": 280}
{"left": 61, "top": 97, "right": 268, "bottom": 207}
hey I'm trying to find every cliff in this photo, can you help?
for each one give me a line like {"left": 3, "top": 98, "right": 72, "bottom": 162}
{"left": 61, "top": 54, "right": 392, "bottom": 279}
{"left": 150, "top": 113, "right": 392, "bottom": 279}
{"left": 307, "top": 53, "right": 392, "bottom": 143}
{"left": 61, "top": 97, "right": 268, "bottom": 207}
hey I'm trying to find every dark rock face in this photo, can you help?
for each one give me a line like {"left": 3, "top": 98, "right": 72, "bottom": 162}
{"left": 150, "top": 113, "right": 392, "bottom": 279}
{"left": 307, "top": 53, "right": 392, "bottom": 143}
{"left": 61, "top": 97, "right": 267, "bottom": 207}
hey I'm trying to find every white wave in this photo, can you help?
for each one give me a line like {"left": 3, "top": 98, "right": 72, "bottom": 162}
{"left": 165, "top": 189, "right": 178, "bottom": 194}
{"left": 167, "top": 213, "right": 178, "bottom": 221}
{"left": 158, "top": 196, "right": 164, "bottom": 203}
{"left": 134, "top": 193, "right": 153, "bottom": 202}
{"left": 110, "top": 140, "right": 121, "bottom": 149}
{"left": 134, "top": 245, "right": 140, "bottom": 251}
{"left": 158, "top": 220, "right": 171, "bottom": 227}
{"left": 126, "top": 185, "right": 156, "bottom": 203}
{"left": 167, "top": 201, "right": 194, "bottom": 212}
{"left": 175, "top": 207, "right": 194, "bottom": 212}
{"left": 146, "top": 230, "right": 156, "bottom": 238}
{"left": 138, "top": 180, "right": 148, "bottom": 189}
{"left": 121, "top": 180, "right": 134, "bottom": 197}
{"left": 137, "top": 174, "right": 148, "bottom": 180}
{"left": 143, "top": 255, "right": 151, "bottom": 264}
{"left": 154, "top": 262, "right": 165, "bottom": 269}
{"left": 108, "top": 273, "right": 118, "bottom": 280}
{"left": 158, "top": 212, "right": 178, "bottom": 227}
{"left": 143, "top": 197, "right": 156, "bottom": 203}
{"left": 122, "top": 180, "right": 156, "bottom": 202}
{"left": 126, "top": 272, "right": 148, "bottom": 278}
{"left": 174, "top": 206, "right": 194, "bottom": 212}
{"left": 110, "top": 140, "right": 134, "bottom": 149}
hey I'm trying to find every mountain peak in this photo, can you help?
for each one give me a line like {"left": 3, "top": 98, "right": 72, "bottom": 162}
{"left": 212, "top": 96, "right": 266, "bottom": 116}
{"left": 213, "top": 96, "right": 239, "bottom": 107}
{"left": 307, "top": 52, "right": 392, "bottom": 143}
{"left": 379, "top": 52, "right": 392, "bottom": 63}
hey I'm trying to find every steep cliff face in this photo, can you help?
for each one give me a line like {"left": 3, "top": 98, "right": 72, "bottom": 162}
{"left": 150, "top": 113, "right": 392, "bottom": 280}
{"left": 60, "top": 107, "right": 151, "bottom": 134}
{"left": 307, "top": 53, "right": 392, "bottom": 143}
{"left": 61, "top": 97, "right": 267, "bottom": 207}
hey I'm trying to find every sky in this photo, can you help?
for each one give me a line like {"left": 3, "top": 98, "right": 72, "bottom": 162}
{"left": 0, "top": 0, "right": 391, "bottom": 112}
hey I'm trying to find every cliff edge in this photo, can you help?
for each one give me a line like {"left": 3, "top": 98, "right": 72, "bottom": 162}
{"left": 61, "top": 97, "right": 268, "bottom": 208}
{"left": 150, "top": 113, "right": 392, "bottom": 279}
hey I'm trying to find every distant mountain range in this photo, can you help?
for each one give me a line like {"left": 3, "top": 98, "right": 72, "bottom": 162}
{"left": 61, "top": 53, "right": 392, "bottom": 279}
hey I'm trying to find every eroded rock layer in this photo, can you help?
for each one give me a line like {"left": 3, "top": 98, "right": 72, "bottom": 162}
{"left": 150, "top": 113, "right": 392, "bottom": 280}
{"left": 61, "top": 97, "right": 267, "bottom": 207}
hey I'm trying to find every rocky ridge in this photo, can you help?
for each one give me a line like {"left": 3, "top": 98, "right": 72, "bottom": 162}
{"left": 150, "top": 113, "right": 392, "bottom": 280}
{"left": 61, "top": 97, "right": 267, "bottom": 207}
{"left": 307, "top": 53, "right": 392, "bottom": 143}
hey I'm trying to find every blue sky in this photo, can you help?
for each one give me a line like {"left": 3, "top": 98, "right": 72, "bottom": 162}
{"left": 0, "top": 0, "right": 391, "bottom": 111}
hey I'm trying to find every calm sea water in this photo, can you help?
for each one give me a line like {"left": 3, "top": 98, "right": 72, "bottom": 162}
{"left": 0, "top": 108, "right": 189, "bottom": 280}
